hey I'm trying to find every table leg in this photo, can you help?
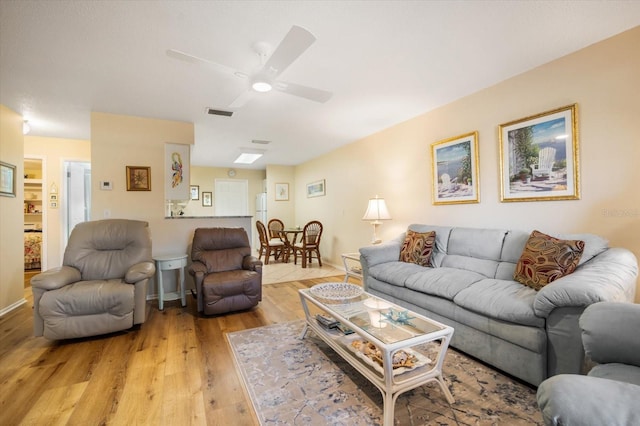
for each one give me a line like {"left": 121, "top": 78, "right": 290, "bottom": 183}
{"left": 157, "top": 266, "right": 164, "bottom": 311}
{"left": 179, "top": 265, "right": 186, "bottom": 307}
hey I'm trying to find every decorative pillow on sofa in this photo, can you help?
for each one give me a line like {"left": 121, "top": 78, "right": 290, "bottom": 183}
{"left": 514, "top": 230, "right": 585, "bottom": 291}
{"left": 400, "top": 230, "right": 436, "bottom": 267}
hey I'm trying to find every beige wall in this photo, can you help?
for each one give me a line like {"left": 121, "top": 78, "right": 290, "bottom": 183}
{"left": 24, "top": 136, "right": 91, "bottom": 267}
{"left": 294, "top": 26, "right": 640, "bottom": 299}
{"left": 0, "top": 105, "right": 26, "bottom": 314}
{"left": 266, "top": 164, "right": 296, "bottom": 227}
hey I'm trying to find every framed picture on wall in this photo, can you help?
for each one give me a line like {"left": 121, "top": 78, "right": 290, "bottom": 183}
{"left": 431, "top": 131, "right": 480, "bottom": 205}
{"left": 126, "top": 166, "right": 151, "bottom": 191}
{"left": 499, "top": 104, "right": 579, "bottom": 202}
{"left": 190, "top": 185, "right": 199, "bottom": 200}
{"left": 202, "top": 192, "right": 212, "bottom": 207}
{"left": 306, "top": 179, "right": 325, "bottom": 198}
{"left": 275, "top": 183, "right": 289, "bottom": 201}
{"left": 0, "top": 161, "right": 16, "bottom": 197}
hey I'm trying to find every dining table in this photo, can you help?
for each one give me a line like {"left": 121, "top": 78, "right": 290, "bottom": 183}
{"left": 278, "top": 228, "right": 303, "bottom": 262}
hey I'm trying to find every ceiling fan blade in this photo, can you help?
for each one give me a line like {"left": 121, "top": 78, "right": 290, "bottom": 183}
{"left": 166, "top": 49, "right": 246, "bottom": 78}
{"left": 229, "top": 89, "right": 255, "bottom": 109}
{"left": 262, "top": 25, "right": 316, "bottom": 80}
{"left": 274, "top": 81, "right": 332, "bottom": 103}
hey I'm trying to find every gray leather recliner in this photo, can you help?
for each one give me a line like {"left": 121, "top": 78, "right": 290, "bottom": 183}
{"left": 537, "top": 302, "right": 640, "bottom": 425}
{"left": 31, "top": 219, "right": 155, "bottom": 340}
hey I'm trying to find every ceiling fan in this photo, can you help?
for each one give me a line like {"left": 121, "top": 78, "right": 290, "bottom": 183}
{"left": 167, "top": 25, "right": 332, "bottom": 108}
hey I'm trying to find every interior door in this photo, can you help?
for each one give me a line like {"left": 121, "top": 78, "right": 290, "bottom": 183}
{"left": 64, "top": 161, "right": 91, "bottom": 242}
{"left": 214, "top": 179, "right": 248, "bottom": 216}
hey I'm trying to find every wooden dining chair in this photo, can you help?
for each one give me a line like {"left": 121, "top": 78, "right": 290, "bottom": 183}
{"left": 256, "top": 220, "right": 284, "bottom": 265}
{"left": 268, "top": 218, "right": 284, "bottom": 239}
{"left": 293, "top": 220, "right": 323, "bottom": 268}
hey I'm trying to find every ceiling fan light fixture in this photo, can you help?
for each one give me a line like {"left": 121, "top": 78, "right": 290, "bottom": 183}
{"left": 252, "top": 80, "right": 272, "bottom": 92}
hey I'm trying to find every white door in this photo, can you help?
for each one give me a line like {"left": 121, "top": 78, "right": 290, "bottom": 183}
{"left": 64, "top": 161, "right": 91, "bottom": 242}
{"left": 214, "top": 179, "right": 248, "bottom": 216}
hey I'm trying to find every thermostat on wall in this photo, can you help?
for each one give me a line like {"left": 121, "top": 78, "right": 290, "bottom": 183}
{"left": 100, "top": 181, "right": 113, "bottom": 190}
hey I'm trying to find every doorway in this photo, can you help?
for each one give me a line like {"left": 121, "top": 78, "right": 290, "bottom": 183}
{"left": 63, "top": 161, "right": 91, "bottom": 246}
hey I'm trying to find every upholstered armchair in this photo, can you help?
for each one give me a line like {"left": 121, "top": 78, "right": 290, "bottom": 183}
{"left": 31, "top": 219, "right": 155, "bottom": 340}
{"left": 537, "top": 302, "right": 640, "bottom": 425}
{"left": 188, "top": 227, "right": 262, "bottom": 315}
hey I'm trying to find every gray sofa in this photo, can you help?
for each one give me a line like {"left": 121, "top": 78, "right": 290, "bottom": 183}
{"left": 536, "top": 302, "right": 640, "bottom": 425}
{"left": 359, "top": 224, "right": 638, "bottom": 386}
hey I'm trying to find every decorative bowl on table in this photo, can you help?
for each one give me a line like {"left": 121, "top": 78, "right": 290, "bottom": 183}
{"left": 310, "top": 282, "right": 363, "bottom": 300}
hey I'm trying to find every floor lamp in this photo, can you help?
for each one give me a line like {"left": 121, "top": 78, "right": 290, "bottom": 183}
{"left": 362, "top": 196, "right": 391, "bottom": 244}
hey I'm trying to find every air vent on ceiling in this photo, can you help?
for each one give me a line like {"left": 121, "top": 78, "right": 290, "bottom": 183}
{"left": 251, "top": 139, "right": 271, "bottom": 145}
{"left": 206, "top": 108, "right": 233, "bottom": 117}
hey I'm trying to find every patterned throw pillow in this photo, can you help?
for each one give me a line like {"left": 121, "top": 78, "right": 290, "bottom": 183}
{"left": 514, "top": 230, "right": 585, "bottom": 291}
{"left": 400, "top": 230, "right": 436, "bottom": 267}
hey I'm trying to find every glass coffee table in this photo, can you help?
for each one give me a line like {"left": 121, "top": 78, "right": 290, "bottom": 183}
{"left": 299, "top": 282, "right": 455, "bottom": 426}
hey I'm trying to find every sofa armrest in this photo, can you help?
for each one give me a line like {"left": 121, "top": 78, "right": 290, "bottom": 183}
{"left": 125, "top": 261, "right": 156, "bottom": 284}
{"left": 533, "top": 248, "right": 638, "bottom": 318}
{"left": 243, "top": 255, "right": 262, "bottom": 272}
{"left": 580, "top": 302, "right": 640, "bottom": 366}
{"left": 31, "top": 266, "right": 81, "bottom": 291}
{"left": 537, "top": 374, "right": 640, "bottom": 426}
{"left": 359, "top": 236, "right": 404, "bottom": 269}
{"left": 188, "top": 261, "right": 208, "bottom": 276}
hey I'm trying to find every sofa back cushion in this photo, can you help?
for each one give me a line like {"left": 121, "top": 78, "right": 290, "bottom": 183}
{"left": 441, "top": 227, "right": 508, "bottom": 278}
{"left": 63, "top": 219, "right": 152, "bottom": 281}
{"left": 191, "top": 227, "right": 252, "bottom": 272}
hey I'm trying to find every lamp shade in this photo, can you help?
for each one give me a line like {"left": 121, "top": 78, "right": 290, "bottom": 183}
{"left": 362, "top": 196, "right": 391, "bottom": 223}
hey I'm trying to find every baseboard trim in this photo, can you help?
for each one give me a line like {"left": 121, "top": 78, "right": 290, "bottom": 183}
{"left": 0, "top": 298, "right": 27, "bottom": 317}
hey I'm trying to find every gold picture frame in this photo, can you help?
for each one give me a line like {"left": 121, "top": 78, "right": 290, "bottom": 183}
{"left": 0, "top": 161, "right": 16, "bottom": 197}
{"left": 431, "top": 131, "right": 480, "bottom": 205}
{"left": 499, "top": 104, "right": 579, "bottom": 202}
{"left": 126, "top": 166, "right": 151, "bottom": 191}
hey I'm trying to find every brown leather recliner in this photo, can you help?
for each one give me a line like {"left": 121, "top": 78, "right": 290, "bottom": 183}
{"left": 188, "top": 227, "right": 262, "bottom": 315}
{"left": 31, "top": 219, "right": 155, "bottom": 340}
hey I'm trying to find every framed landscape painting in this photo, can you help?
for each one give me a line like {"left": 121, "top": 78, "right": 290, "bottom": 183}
{"left": 431, "top": 131, "right": 479, "bottom": 205}
{"left": 306, "top": 179, "right": 325, "bottom": 198}
{"left": 499, "top": 104, "right": 579, "bottom": 202}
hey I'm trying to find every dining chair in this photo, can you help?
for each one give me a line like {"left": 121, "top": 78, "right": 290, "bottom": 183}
{"left": 268, "top": 218, "right": 293, "bottom": 262}
{"left": 293, "top": 220, "right": 323, "bottom": 268}
{"left": 268, "top": 218, "right": 285, "bottom": 239}
{"left": 256, "top": 220, "right": 285, "bottom": 264}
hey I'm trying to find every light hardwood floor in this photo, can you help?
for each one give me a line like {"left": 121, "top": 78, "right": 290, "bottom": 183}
{"left": 2, "top": 271, "right": 357, "bottom": 425}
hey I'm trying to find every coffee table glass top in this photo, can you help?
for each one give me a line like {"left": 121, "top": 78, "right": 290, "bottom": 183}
{"left": 301, "top": 286, "right": 445, "bottom": 345}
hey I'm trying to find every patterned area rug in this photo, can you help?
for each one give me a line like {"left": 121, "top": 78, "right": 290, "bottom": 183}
{"left": 226, "top": 320, "right": 542, "bottom": 425}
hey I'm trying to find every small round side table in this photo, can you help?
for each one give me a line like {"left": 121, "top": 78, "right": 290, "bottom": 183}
{"left": 153, "top": 253, "right": 188, "bottom": 310}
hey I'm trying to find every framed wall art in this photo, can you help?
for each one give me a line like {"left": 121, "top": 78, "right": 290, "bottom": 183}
{"left": 165, "top": 143, "right": 190, "bottom": 200}
{"left": 126, "top": 166, "right": 151, "bottom": 191}
{"left": 202, "top": 191, "right": 212, "bottom": 207}
{"left": 499, "top": 104, "right": 579, "bottom": 202}
{"left": 190, "top": 185, "right": 199, "bottom": 200}
{"left": 275, "top": 183, "right": 289, "bottom": 201}
{"left": 431, "top": 131, "right": 480, "bottom": 205}
{"left": 0, "top": 161, "right": 16, "bottom": 197}
{"left": 306, "top": 179, "right": 325, "bottom": 198}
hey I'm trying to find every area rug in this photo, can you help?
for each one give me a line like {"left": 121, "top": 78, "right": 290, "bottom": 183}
{"left": 226, "top": 320, "right": 542, "bottom": 425}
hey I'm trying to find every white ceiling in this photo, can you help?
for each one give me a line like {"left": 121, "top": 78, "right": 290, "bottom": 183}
{"left": 1, "top": 1, "right": 639, "bottom": 169}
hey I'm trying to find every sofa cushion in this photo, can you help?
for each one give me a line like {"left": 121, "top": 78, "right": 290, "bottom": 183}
{"left": 514, "top": 230, "right": 585, "bottom": 291}
{"left": 400, "top": 230, "right": 436, "bottom": 266}
{"left": 405, "top": 267, "right": 485, "bottom": 300}
{"left": 407, "top": 225, "right": 453, "bottom": 267}
{"left": 368, "top": 261, "right": 425, "bottom": 287}
{"left": 453, "top": 279, "right": 544, "bottom": 327}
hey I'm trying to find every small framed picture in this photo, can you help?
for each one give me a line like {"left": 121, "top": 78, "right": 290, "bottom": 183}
{"left": 202, "top": 191, "right": 212, "bottom": 207}
{"left": 306, "top": 179, "right": 325, "bottom": 198}
{"left": 190, "top": 185, "right": 199, "bottom": 200}
{"left": 275, "top": 183, "right": 289, "bottom": 201}
{"left": 0, "top": 161, "right": 16, "bottom": 197}
{"left": 126, "top": 166, "right": 151, "bottom": 191}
